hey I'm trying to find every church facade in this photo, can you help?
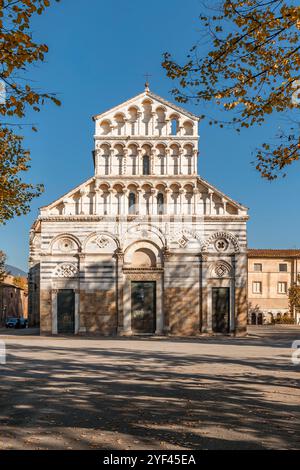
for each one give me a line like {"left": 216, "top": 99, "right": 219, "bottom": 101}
{"left": 28, "top": 86, "right": 249, "bottom": 336}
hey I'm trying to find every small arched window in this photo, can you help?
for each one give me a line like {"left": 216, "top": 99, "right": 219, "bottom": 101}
{"left": 143, "top": 155, "right": 150, "bottom": 175}
{"left": 157, "top": 193, "right": 164, "bottom": 215}
{"left": 171, "top": 118, "right": 178, "bottom": 135}
{"left": 128, "top": 192, "right": 136, "bottom": 214}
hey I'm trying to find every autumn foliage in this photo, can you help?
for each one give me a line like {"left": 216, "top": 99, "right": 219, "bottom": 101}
{"left": 0, "top": 0, "right": 60, "bottom": 224}
{"left": 162, "top": 0, "right": 300, "bottom": 180}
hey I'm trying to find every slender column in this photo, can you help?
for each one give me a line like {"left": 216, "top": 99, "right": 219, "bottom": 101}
{"left": 109, "top": 188, "right": 114, "bottom": 215}
{"left": 77, "top": 252, "right": 85, "bottom": 334}
{"left": 137, "top": 188, "right": 142, "bottom": 215}
{"left": 208, "top": 189, "right": 214, "bottom": 215}
{"left": 51, "top": 289, "right": 58, "bottom": 334}
{"left": 93, "top": 187, "right": 100, "bottom": 215}
{"left": 80, "top": 189, "right": 86, "bottom": 215}
{"left": 123, "top": 189, "right": 128, "bottom": 215}
{"left": 200, "top": 255, "right": 209, "bottom": 333}
{"left": 179, "top": 188, "right": 185, "bottom": 215}
{"left": 151, "top": 149, "right": 156, "bottom": 175}
{"left": 222, "top": 197, "right": 227, "bottom": 215}
{"left": 151, "top": 112, "right": 155, "bottom": 135}
{"left": 137, "top": 148, "right": 142, "bottom": 175}
{"left": 151, "top": 189, "right": 157, "bottom": 215}
{"left": 155, "top": 278, "right": 164, "bottom": 335}
{"left": 123, "top": 148, "right": 128, "bottom": 176}
{"left": 62, "top": 199, "right": 68, "bottom": 216}
{"left": 179, "top": 148, "right": 183, "bottom": 175}
{"left": 165, "top": 119, "right": 170, "bottom": 136}
{"left": 115, "top": 250, "right": 125, "bottom": 334}
{"left": 193, "top": 149, "right": 198, "bottom": 175}
{"left": 109, "top": 147, "right": 113, "bottom": 175}
{"left": 111, "top": 122, "right": 115, "bottom": 136}
{"left": 137, "top": 111, "right": 142, "bottom": 135}
{"left": 124, "top": 118, "right": 129, "bottom": 136}
{"left": 164, "top": 187, "right": 171, "bottom": 215}
{"left": 123, "top": 279, "right": 132, "bottom": 334}
{"left": 95, "top": 150, "right": 100, "bottom": 176}
{"left": 193, "top": 188, "right": 198, "bottom": 215}
{"left": 165, "top": 148, "right": 170, "bottom": 175}
{"left": 75, "top": 289, "right": 80, "bottom": 334}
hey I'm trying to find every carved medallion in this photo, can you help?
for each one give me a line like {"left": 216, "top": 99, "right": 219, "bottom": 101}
{"left": 59, "top": 238, "right": 74, "bottom": 252}
{"left": 54, "top": 263, "right": 78, "bottom": 278}
{"left": 213, "top": 262, "right": 232, "bottom": 278}
{"left": 215, "top": 238, "right": 229, "bottom": 253}
{"left": 95, "top": 235, "right": 110, "bottom": 249}
{"left": 178, "top": 235, "right": 188, "bottom": 248}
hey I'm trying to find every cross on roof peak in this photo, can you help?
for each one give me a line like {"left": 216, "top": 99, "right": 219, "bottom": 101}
{"left": 143, "top": 73, "right": 152, "bottom": 92}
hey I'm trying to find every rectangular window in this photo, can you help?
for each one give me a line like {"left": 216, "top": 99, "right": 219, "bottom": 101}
{"left": 254, "top": 263, "right": 262, "bottom": 272}
{"left": 252, "top": 281, "right": 262, "bottom": 294}
{"left": 278, "top": 282, "right": 287, "bottom": 294}
{"left": 279, "top": 263, "right": 288, "bottom": 272}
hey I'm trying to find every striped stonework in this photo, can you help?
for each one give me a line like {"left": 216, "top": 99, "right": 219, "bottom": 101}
{"left": 29, "top": 87, "right": 248, "bottom": 336}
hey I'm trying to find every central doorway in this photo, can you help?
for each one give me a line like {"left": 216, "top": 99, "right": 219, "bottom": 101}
{"left": 57, "top": 289, "right": 75, "bottom": 334}
{"left": 212, "top": 287, "right": 230, "bottom": 333}
{"left": 131, "top": 281, "right": 156, "bottom": 334}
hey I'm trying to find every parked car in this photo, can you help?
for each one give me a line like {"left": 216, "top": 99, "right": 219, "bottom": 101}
{"left": 5, "top": 317, "right": 28, "bottom": 329}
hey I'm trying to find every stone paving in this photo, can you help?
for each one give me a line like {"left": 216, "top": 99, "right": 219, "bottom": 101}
{"left": 0, "top": 325, "right": 299, "bottom": 449}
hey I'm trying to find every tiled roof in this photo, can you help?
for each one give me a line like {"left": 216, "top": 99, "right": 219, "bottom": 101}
{"left": 248, "top": 249, "right": 300, "bottom": 258}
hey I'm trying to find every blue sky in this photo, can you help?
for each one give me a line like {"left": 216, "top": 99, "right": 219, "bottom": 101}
{"left": 1, "top": 0, "right": 299, "bottom": 272}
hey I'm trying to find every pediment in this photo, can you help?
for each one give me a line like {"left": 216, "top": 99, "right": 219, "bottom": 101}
{"left": 197, "top": 176, "right": 248, "bottom": 214}
{"left": 40, "top": 177, "right": 95, "bottom": 216}
{"left": 93, "top": 89, "right": 199, "bottom": 124}
{"left": 39, "top": 173, "right": 247, "bottom": 218}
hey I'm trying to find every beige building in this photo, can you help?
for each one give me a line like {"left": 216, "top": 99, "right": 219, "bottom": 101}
{"left": 248, "top": 249, "right": 300, "bottom": 324}
{"left": 29, "top": 86, "right": 249, "bottom": 336}
{"left": 0, "top": 275, "right": 28, "bottom": 325}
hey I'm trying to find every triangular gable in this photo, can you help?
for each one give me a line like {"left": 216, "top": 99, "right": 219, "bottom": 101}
{"left": 197, "top": 176, "right": 248, "bottom": 212}
{"left": 92, "top": 89, "right": 199, "bottom": 122}
{"left": 40, "top": 176, "right": 95, "bottom": 211}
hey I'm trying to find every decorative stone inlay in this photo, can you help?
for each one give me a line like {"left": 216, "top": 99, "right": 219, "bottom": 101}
{"left": 95, "top": 235, "right": 110, "bottom": 248}
{"left": 213, "top": 261, "right": 232, "bottom": 278}
{"left": 215, "top": 238, "right": 229, "bottom": 253}
{"left": 59, "top": 238, "right": 74, "bottom": 252}
{"left": 125, "top": 272, "right": 161, "bottom": 281}
{"left": 123, "top": 267, "right": 163, "bottom": 273}
{"left": 54, "top": 263, "right": 78, "bottom": 278}
{"left": 202, "top": 231, "right": 240, "bottom": 253}
{"left": 178, "top": 235, "right": 188, "bottom": 248}
{"left": 171, "top": 228, "right": 201, "bottom": 244}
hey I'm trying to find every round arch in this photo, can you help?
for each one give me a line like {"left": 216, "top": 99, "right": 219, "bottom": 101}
{"left": 82, "top": 231, "right": 120, "bottom": 253}
{"left": 49, "top": 233, "right": 81, "bottom": 254}
{"left": 124, "top": 239, "right": 163, "bottom": 267}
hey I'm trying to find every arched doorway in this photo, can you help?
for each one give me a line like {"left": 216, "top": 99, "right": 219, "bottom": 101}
{"left": 123, "top": 241, "right": 163, "bottom": 335}
{"left": 131, "top": 248, "right": 157, "bottom": 334}
{"left": 131, "top": 281, "right": 156, "bottom": 334}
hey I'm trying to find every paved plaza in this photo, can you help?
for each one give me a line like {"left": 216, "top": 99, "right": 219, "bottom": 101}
{"left": 0, "top": 326, "right": 299, "bottom": 450}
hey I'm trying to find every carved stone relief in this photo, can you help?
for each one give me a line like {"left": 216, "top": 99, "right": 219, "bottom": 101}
{"left": 54, "top": 263, "right": 78, "bottom": 278}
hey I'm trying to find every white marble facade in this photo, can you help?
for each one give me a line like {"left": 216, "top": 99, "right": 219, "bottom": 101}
{"left": 29, "top": 85, "right": 249, "bottom": 336}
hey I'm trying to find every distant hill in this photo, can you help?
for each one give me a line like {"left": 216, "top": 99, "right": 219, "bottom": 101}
{"left": 5, "top": 265, "right": 27, "bottom": 277}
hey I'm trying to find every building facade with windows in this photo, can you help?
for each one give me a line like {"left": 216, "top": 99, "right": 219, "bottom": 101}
{"left": 29, "top": 86, "right": 249, "bottom": 336}
{"left": 0, "top": 275, "right": 28, "bottom": 325}
{"left": 248, "top": 249, "right": 300, "bottom": 324}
